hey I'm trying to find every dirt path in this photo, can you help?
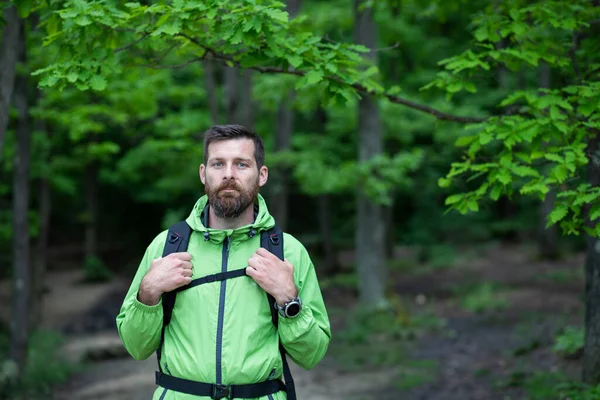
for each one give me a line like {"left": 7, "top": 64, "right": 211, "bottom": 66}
{"left": 46, "top": 272, "right": 402, "bottom": 400}
{"left": 22, "top": 242, "right": 584, "bottom": 400}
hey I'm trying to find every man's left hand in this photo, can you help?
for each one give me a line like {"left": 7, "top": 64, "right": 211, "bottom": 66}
{"left": 246, "top": 248, "right": 298, "bottom": 306}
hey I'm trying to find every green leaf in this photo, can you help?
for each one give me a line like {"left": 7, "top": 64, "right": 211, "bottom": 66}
{"left": 265, "top": 9, "right": 288, "bottom": 23}
{"left": 544, "top": 153, "right": 564, "bottom": 163}
{"left": 479, "top": 132, "right": 493, "bottom": 145}
{"left": 445, "top": 194, "right": 464, "bottom": 205}
{"left": 496, "top": 170, "right": 511, "bottom": 185}
{"left": 590, "top": 204, "right": 600, "bottom": 221}
{"left": 305, "top": 70, "right": 324, "bottom": 85}
{"left": 551, "top": 165, "right": 569, "bottom": 183}
{"left": 474, "top": 27, "right": 488, "bottom": 42}
{"left": 90, "top": 75, "right": 107, "bottom": 91}
{"left": 438, "top": 177, "right": 452, "bottom": 188}
{"left": 75, "top": 15, "right": 92, "bottom": 26}
{"left": 287, "top": 55, "right": 303, "bottom": 68}
{"left": 490, "top": 185, "right": 502, "bottom": 201}
{"left": 467, "top": 199, "right": 479, "bottom": 212}
{"left": 455, "top": 135, "right": 476, "bottom": 147}
{"left": 548, "top": 204, "right": 568, "bottom": 226}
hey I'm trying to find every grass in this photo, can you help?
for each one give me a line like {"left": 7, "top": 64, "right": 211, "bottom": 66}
{"left": 456, "top": 282, "right": 510, "bottom": 313}
{"left": 329, "top": 298, "right": 444, "bottom": 374}
{"left": 495, "top": 370, "right": 600, "bottom": 400}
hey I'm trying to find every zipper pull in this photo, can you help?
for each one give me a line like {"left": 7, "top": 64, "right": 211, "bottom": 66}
{"left": 267, "top": 368, "right": 277, "bottom": 380}
{"left": 164, "top": 362, "right": 172, "bottom": 375}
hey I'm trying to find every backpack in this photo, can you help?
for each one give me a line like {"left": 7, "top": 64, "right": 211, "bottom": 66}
{"left": 154, "top": 220, "right": 296, "bottom": 400}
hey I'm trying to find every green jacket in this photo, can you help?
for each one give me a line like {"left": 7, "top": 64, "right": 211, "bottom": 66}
{"left": 116, "top": 194, "right": 331, "bottom": 400}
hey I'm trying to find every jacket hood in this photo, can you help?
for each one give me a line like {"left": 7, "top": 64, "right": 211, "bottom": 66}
{"left": 185, "top": 193, "right": 275, "bottom": 244}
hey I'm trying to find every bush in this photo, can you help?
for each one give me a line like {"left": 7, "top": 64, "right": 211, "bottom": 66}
{"left": 0, "top": 329, "right": 79, "bottom": 399}
{"left": 83, "top": 255, "right": 112, "bottom": 283}
{"left": 459, "top": 283, "right": 509, "bottom": 313}
{"left": 553, "top": 325, "right": 584, "bottom": 359}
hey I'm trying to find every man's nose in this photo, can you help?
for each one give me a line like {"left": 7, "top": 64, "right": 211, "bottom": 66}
{"left": 223, "top": 163, "right": 235, "bottom": 179}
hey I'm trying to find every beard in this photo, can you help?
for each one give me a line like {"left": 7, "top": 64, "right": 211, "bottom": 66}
{"left": 205, "top": 178, "right": 259, "bottom": 219}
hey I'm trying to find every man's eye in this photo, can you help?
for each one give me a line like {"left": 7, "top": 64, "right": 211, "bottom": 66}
{"left": 238, "top": 163, "right": 248, "bottom": 168}
{"left": 213, "top": 162, "right": 223, "bottom": 167}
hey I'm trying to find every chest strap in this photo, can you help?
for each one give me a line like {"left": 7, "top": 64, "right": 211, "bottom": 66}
{"left": 155, "top": 372, "right": 285, "bottom": 400}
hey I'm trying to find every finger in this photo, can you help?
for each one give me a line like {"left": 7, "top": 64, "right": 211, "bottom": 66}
{"left": 246, "top": 266, "right": 258, "bottom": 278}
{"left": 248, "top": 257, "right": 263, "bottom": 270}
{"left": 179, "top": 261, "right": 193, "bottom": 270}
{"left": 181, "top": 268, "right": 193, "bottom": 278}
{"left": 256, "top": 248, "right": 275, "bottom": 259}
{"left": 170, "top": 252, "right": 192, "bottom": 261}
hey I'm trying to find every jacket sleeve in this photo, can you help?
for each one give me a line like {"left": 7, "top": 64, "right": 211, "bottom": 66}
{"left": 116, "top": 233, "right": 166, "bottom": 361}
{"left": 278, "top": 236, "right": 332, "bottom": 370}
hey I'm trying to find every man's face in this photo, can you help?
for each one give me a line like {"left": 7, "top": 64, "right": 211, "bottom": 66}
{"left": 200, "top": 138, "right": 268, "bottom": 219}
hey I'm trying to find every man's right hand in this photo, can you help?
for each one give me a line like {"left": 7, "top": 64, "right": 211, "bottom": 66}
{"left": 137, "top": 252, "right": 193, "bottom": 306}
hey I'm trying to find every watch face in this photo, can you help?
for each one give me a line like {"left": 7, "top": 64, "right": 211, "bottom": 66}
{"left": 286, "top": 302, "right": 301, "bottom": 317}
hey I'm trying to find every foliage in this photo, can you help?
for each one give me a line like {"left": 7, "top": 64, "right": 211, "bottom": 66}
{"left": 500, "top": 370, "right": 600, "bottom": 400}
{"left": 553, "top": 325, "right": 584, "bottom": 358}
{"left": 433, "top": 1, "right": 600, "bottom": 237}
{"left": 33, "top": 0, "right": 383, "bottom": 104}
{"left": 0, "top": 329, "right": 79, "bottom": 399}
{"left": 329, "top": 299, "right": 443, "bottom": 375}
{"left": 83, "top": 255, "right": 113, "bottom": 283}
{"left": 458, "top": 282, "right": 510, "bottom": 313}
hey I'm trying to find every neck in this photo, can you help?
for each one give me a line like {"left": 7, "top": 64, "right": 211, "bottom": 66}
{"left": 208, "top": 204, "right": 255, "bottom": 230}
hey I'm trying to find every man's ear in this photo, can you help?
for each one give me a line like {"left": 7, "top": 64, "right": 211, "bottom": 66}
{"left": 199, "top": 164, "right": 206, "bottom": 185}
{"left": 259, "top": 166, "right": 268, "bottom": 187}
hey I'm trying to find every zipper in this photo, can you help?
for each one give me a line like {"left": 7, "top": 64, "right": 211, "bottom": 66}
{"left": 216, "top": 236, "right": 230, "bottom": 385}
{"left": 164, "top": 362, "right": 172, "bottom": 375}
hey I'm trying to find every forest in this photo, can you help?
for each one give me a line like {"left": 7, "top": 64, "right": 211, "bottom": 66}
{"left": 1, "top": 0, "right": 600, "bottom": 399}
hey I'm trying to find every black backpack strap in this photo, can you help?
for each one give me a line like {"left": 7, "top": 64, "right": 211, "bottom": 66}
{"left": 157, "top": 221, "right": 192, "bottom": 373}
{"left": 260, "top": 227, "right": 297, "bottom": 400}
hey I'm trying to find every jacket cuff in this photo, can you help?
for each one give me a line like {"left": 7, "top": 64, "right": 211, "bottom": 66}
{"left": 133, "top": 296, "right": 162, "bottom": 312}
{"left": 278, "top": 304, "right": 314, "bottom": 331}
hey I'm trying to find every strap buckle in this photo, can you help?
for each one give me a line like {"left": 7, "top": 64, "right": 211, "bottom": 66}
{"left": 269, "top": 234, "right": 280, "bottom": 245}
{"left": 212, "top": 384, "right": 231, "bottom": 400}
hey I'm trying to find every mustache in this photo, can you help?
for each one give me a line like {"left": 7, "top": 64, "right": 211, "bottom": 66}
{"left": 218, "top": 181, "right": 242, "bottom": 191}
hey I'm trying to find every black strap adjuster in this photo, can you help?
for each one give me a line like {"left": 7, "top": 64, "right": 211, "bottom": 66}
{"left": 213, "top": 384, "right": 231, "bottom": 399}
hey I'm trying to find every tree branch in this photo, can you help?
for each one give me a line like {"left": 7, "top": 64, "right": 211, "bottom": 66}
{"left": 139, "top": 57, "right": 205, "bottom": 69}
{"left": 115, "top": 32, "right": 150, "bottom": 54}
{"left": 138, "top": 34, "right": 489, "bottom": 123}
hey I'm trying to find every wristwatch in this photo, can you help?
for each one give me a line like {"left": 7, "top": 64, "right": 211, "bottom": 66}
{"left": 275, "top": 297, "right": 302, "bottom": 318}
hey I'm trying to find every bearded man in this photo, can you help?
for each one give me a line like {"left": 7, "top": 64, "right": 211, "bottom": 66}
{"left": 116, "top": 125, "right": 331, "bottom": 400}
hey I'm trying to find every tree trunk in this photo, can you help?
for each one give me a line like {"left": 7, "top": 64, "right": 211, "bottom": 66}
{"left": 583, "top": 130, "right": 600, "bottom": 383}
{"left": 0, "top": 5, "right": 20, "bottom": 161}
{"left": 317, "top": 194, "right": 338, "bottom": 275}
{"left": 10, "top": 21, "right": 30, "bottom": 376}
{"left": 84, "top": 163, "right": 98, "bottom": 261}
{"left": 537, "top": 62, "right": 559, "bottom": 259}
{"left": 224, "top": 66, "right": 238, "bottom": 122}
{"left": 31, "top": 113, "right": 51, "bottom": 330}
{"left": 354, "top": 0, "right": 387, "bottom": 309}
{"left": 270, "top": 0, "right": 301, "bottom": 231}
{"left": 204, "top": 59, "right": 220, "bottom": 125}
{"left": 270, "top": 91, "right": 294, "bottom": 231}
{"left": 238, "top": 69, "right": 254, "bottom": 130}
{"left": 31, "top": 175, "right": 50, "bottom": 329}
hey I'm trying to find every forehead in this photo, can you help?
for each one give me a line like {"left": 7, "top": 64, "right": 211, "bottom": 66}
{"left": 207, "top": 138, "right": 255, "bottom": 160}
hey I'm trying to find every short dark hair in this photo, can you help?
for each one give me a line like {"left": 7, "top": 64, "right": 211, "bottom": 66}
{"left": 202, "top": 125, "right": 265, "bottom": 169}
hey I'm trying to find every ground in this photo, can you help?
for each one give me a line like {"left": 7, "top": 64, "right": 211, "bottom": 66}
{"left": 4, "top": 241, "right": 584, "bottom": 400}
